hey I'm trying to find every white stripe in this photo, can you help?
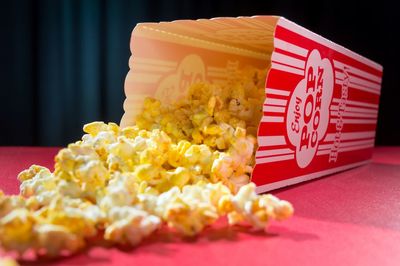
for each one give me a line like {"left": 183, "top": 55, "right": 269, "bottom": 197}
{"left": 347, "top": 83, "right": 381, "bottom": 95}
{"left": 330, "top": 111, "right": 378, "bottom": 119}
{"left": 256, "top": 154, "right": 294, "bottom": 164}
{"left": 133, "top": 57, "right": 177, "bottom": 68}
{"left": 265, "top": 88, "right": 290, "bottom": 97}
{"left": 207, "top": 72, "right": 227, "bottom": 78}
{"left": 129, "top": 73, "right": 163, "bottom": 84}
{"left": 335, "top": 71, "right": 381, "bottom": 91}
{"left": 334, "top": 71, "right": 346, "bottom": 81}
{"left": 332, "top": 98, "right": 378, "bottom": 109}
{"left": 272, "top": 62, "right": 304, "bottom": 76}
{"left": 330, "top": 105, "right": 378, "bottom": 114}
{"left": 132, "top": 64, "right": 174, "bottom": 72}
{"left": 333, "top": 59, "right": 381, "bottom": 83}
{"left": 272, "top": 52, "right": 306, "bottom": 69}
{"left": 318, "top": 139, "right": 375, "bottom": 151}
{"left": 317, "top": 143, "right": 374, "bottom": 155}
{"left": 323, "top": 131, "right": 375, "bottom": 142}
{"left": 255, "top": 160, "right": 370, "bottom": 193}
{"left": 207, "top": 66, "right": 226, "bottom": 73}
{"left": 140, "top": 25, "right": 268, "bottom": 60}
{"left": 316, "top": 143, "right": 374, "bottom": 155}
{"left": 339, "top": 143, "right": 374, "bottom": 153}
{"left": 347, "top": 82, "right": 381, "bottom": 95}
{"left": 341, "top": 139, "right": 375, "bottom": 148}
{"left": 274, "top": 38, "right": 308, "bottom": 58}
{"left": 335, "top": 78, "right": 380, "bottom": 95}
{"left": 263, "top": 105, "right": 286, "bottom": 113}
{"left": 316, "top": 149, "right": 331, "bottom": 155}
{"left": 258, "top": 135, "right": 287, "bottom": 146}
{"left": 278, "top": 18, "right": 382, "bottom": 71}
{"left": 256, "top": 148, "right": 294, "bottom": 158}
{"left": 330, "top": 118, "right": 377, "bottom": 125}
{"left": 261, "top": 116, "right": 284, "bottom": 123}
{"left": 265, "top": 98, "right": 287, "bottom": 106}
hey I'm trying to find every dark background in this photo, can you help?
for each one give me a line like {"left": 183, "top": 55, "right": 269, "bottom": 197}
{"left": 0, "top": 0, "right": 398, "bottom": 146}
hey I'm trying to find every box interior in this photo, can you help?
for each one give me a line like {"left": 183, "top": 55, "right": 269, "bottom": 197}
{"left": 121, "top": 16, "right": 279, "bottom": 127}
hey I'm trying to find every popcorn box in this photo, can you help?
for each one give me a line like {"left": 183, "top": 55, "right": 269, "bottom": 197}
{"left": 121, "top": 16, "right": 383, "bottom": 193}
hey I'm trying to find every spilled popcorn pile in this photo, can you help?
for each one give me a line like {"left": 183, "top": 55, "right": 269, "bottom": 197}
{"left": 0, "top": 67, "right": 293, "bottom": 259}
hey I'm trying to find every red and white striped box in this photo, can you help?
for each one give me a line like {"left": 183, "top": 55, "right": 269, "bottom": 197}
{"left": 122, "top": 16, "right": 383, "bottom": 193}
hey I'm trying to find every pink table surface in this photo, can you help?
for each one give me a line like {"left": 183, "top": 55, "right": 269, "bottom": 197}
{"left": 1, "top": 146, "right": 399, "bottom": 266}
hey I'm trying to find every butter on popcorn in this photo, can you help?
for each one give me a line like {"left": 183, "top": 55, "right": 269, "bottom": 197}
{"left": 0, "top": 66, "right": 293, "bottom": 260}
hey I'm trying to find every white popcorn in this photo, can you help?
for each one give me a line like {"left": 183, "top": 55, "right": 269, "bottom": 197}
{"left": 104, "top": 206, "right": 161, "bottom": 245}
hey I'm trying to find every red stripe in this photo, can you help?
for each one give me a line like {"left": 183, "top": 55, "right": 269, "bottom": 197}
{"left": 332, "top": 83, "right": 380, "bottom": 105}
{"left": 347, "top": 87, "right": 381, "bottom": 105}
{"left": 266, "top": 69, "right": 302, "bottom": 92}
{"left": 251, "top": 147, "right": 373, "bottom": 185}
{"left": 264, "top": 94, "right": 290, "bottom": 100}
{"left": 274, "top": 47, "right": 307, "bottom": 60}
{"left": 257, "top": 122, "right": 285, "bottom": 136}
{"left": 256, "top": 145, "right": 291, "bottom": 151}
{"left": 263, "top": 112, "right": 285, "bottom": 116}
{"left": 326, "top": 122, "right": 377, "bottom": 134}
{"left": 271, "top": 60, "right": 304, "bottom": 71}
{"left": 252, "top": 21, "right": 381, "bottom": 189}
{"left": 275, "top": 25, "right": 383, "bottom": 78}
{"left": 334, "top": 67, "right": 382, "bottom": 85}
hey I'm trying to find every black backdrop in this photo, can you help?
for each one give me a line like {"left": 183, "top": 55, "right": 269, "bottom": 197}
{"left": 0, "top": 0, "right": 399, "bottom": 146}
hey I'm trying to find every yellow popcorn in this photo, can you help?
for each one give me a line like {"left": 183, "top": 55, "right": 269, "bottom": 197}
{"left": 17, "top": 165, "right": 48, "bottom": 182}
{"left": 0, "top": 197, "right": 99, "bottom": 257}
{"left": 0, "top": 257, "right": 19, "bottom": 266}
{"left": 19, "top": 166, "right": 57, "bottom": 205}
{"left": 164, "top": 167, "right": 192, "bottom": 188}
{"left": 162, "top": 185, "right": 220, "bottom": 236}
{"left": 34, "top": 223, "right": 85, "bottom": 257}
{"left": 99, "top": 172, "right": 137, "bottom": 210}
{"left": 229, "top": 183, "right": 294, "bottom": 229}
{"left": 136, "top": 182, "right": 292, "bottom": 237}
{"left": 42, "top": 198, "right": 100, "bottom": 238}
{"left": 0, "top": 66, "right": 293, "bottom": 260}
{"left": 0, "top": 209, "right": 36, "bottom": 254}
{"left": 167, "top": 140, "right": 192, "bottom": 167}
{"left": 55, "top": 144, "right": 109, "bottom": 201}
{"left": 104, "top": 206, "right": 161, "bottom": 245}
{"left": 0, "top": 192, "right": 25, "bottom": 218}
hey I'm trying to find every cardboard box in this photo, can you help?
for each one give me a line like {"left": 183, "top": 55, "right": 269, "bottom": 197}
{"left": 121, "top": 16, "right": 383, "bottom": 193}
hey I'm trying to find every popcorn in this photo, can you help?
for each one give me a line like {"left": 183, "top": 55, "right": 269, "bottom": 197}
{"left": 161, "top": 185, "right": 220, "bottom": 236}
{"left": 34, "top": 223, "right": 85, "bottom": 257}
{"left": 104, "top": 206, "right": 161, "bottom": 245}
{"left": 55, "top": 143, "right": 109, "bottom": 201}
{"left": 19, "top": 166, "right": 58, "bottom": 206}
{"left": 42, "top": 197, "right": 101, "bottom": 238}
{"left": 0, "top": 209, "right": 36, "bottom": 254}
{"left": 229, "top": 183, "right": 294, "bottom": 229}
{"left": 0, "top": 192, "right": 25, "bottom": 218}
{"left": 0, "top": 257, "right": 19, "bottom": 266}
{"left": 0, "top": 66, "right": 293, "bottom": 260}
{"left": 99, "top": 172, "right": 137, "bottom": 210}
{"left": 0, "top": 198, "right": 99, "bottom": 257}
